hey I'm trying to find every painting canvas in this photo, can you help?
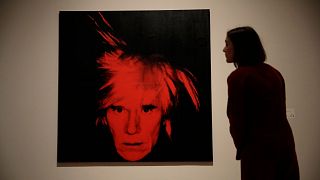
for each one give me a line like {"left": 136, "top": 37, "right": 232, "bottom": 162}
{"left": 58, "top": 10, "right": 212, "bottom": 165}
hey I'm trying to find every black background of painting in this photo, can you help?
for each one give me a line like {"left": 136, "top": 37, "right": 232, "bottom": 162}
{"left": 58, "top": 10, "right": 212, "bottom": 163}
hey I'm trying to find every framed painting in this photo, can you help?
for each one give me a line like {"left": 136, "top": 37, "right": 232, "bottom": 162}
{"left": 58, "top": 10, "right": 212, "bottom": 165}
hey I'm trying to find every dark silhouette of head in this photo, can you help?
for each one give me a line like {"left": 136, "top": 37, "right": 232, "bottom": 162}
{"left": 227, "top": 26, "right": 266, "bottom": 67}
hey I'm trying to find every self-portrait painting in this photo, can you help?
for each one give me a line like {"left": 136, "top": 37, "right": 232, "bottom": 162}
{"left": 58, "top": 10, "right": 212, "bottom": 165}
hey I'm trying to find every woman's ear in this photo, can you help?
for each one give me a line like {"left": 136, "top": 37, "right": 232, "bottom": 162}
{"left": 163, "top": 119, "right": 172, "bottom": 139}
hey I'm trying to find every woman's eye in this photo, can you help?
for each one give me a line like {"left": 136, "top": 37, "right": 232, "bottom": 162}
{"left": 142, "top": 104, "right": 156, "bottom": 113}
{"left": 110, "top": 105, "right": 123, "bottom": 113}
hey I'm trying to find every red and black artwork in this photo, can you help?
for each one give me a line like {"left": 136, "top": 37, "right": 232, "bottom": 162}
{"left": 58, "top": 10, "right": 212, "bottom": 165}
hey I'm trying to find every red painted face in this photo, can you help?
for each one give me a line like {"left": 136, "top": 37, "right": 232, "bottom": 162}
{"left": 94, "top": 15, "right": 199, "bottom": 161}
{"left": 105, "top": 67, "right": 165, "bottom": 161}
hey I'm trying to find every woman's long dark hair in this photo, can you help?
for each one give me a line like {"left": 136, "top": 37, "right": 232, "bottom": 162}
{"left": 227, "top": 26, "right": 266, "bottom": 67}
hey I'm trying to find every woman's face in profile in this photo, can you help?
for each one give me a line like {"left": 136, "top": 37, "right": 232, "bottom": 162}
{"left": 223, "top": 37, "right": 234, "bottom": 63}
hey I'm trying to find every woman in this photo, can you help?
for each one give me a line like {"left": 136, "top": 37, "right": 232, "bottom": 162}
{"left": 223, "top": 26, "right": 299, "bottom": 180}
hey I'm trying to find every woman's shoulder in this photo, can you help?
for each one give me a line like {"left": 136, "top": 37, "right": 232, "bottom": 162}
{"left": 227, "top": 67, "right": 251, "bottom": 85}
{"left": 228, "top": 63, "right": 284, "bottom": 83}
{"left": 229, "top": 63, "right": 280, "bottom": 76}
{"left": 228, "top": 66, "right": 255, "bottom": 79}
{"left": 228, "top": 63, "right": 275, "bottom": 81}
{"left": 263, "top": 63, "right": 282, "bottom": 74}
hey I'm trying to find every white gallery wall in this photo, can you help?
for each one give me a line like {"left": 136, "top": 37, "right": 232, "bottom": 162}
{"left": 1, "top": 0, "right": 319, "bottom": 179}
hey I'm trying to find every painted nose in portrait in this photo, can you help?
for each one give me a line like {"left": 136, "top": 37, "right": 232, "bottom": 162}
{"left": 126, "top": 111, "right": 140, "bottom": 135}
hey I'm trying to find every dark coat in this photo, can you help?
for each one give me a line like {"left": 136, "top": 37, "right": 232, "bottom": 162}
{"left": 227, "top": 63, "right": 299, "bottom": 180}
